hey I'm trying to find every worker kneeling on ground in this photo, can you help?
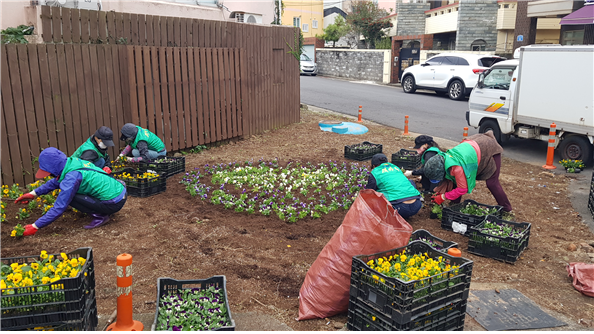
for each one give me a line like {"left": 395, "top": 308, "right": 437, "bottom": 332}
{"left": 118, "top": 123, "right": 166, "bottom": 163}
{"left": 71, "top": 126, "right": 115, "bottom": 173}
{"left": 425, "top": 131, "right": 512, "bottom": 213}
{"left": 365, "top": 153, "right": 422, "bottom": 219}
{"left": 403, "top": 135, "right": 444, "bottom": 193}
{"left": 14, "top": 147, "right": 128, "bottom": 235}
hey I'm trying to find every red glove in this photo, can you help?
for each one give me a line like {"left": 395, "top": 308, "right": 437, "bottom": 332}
{"left": 432, "top": 193, "right": 445, "bottom": 205}
{"left": 103, "top": 167, "right": 112, "bottom": 174}
{"left": 15, "top": 193, "right": 35, "bottom": 204}
{"left": 23, "top": 224, "right": 38, "bottom": 236}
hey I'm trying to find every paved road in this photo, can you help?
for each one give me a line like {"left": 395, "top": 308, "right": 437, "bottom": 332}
{"left": 300, "top": 75, "right": 580, "bottom": 168}
{"left": 300, "top": 75, "right": 475, "bottom": 142}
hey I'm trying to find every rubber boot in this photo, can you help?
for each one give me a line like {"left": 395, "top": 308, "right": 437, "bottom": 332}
{"left": 84, "top": 214, "right": 110, "bottom": 229}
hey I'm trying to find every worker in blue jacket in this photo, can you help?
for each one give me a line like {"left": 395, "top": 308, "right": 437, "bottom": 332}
{"left": 14, "top": 147, "right": 127, "bottom": 236}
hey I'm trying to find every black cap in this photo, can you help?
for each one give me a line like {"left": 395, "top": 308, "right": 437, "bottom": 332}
{"left": 95, "top": 126, "right": 115, "bottom": 147}
{"left": 371, "top": 153, "right": 388, "bottom": 167}
{"left": 414, "top": 135, "right": 434, "bottom": 149}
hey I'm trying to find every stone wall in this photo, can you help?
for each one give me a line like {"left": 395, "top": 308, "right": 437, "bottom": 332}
{"left": 456, "top": 0, "right": 499, "bottom": 51}
{"left": 316, "top": 49, "right": 391, "bottom": 83}
{"left": 396, "top": 2, "right": 431, "bottom": 37}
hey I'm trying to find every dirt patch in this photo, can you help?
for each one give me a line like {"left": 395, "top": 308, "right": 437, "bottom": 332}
{"left": 2, "top": 109, "right": 594, "bottom": 331}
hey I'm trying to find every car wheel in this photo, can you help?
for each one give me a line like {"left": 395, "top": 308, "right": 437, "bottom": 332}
{"left": 479, "top": 119, "right": 502, "bottom": 144}
{"left": 448, "top": 80, "right": 465, "bottom": 101}
{"left": 558, "top": 135, "right": 592, "bottom": 164}
{"left": 402, "top": 75, "right": 416, "bottom": 94}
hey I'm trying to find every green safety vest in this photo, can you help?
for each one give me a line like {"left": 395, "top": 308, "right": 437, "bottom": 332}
{"left": 444, "top": 142, "right": 478, "bottom": 194}
{"left": 421, "top": 147, "right": 444, "bottom": 165}
{"left": 131, "top": 126, "right": 165, "bottom": 152}
{"left": 371, "top": 162, "right": 420, "bottom": 202}
{"left": 58, "top": 158, "right": 124, "bottom": 201}
{"left": 71, "top": 137, "right": 107, "bottom": 161}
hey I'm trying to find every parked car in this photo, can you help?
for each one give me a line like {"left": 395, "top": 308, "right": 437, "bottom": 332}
{"left": 401, "top": 53, "right": 505, "bottom": 100}
{"left": 300, "top": 54, "right": 318, "bottom": 76}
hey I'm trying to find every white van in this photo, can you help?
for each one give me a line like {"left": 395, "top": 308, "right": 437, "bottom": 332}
{"left": 466, "top": 45, "right": 594, "bottom": 162}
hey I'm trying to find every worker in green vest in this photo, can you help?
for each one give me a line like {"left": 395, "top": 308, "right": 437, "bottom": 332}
{"left": 118, "top": 123, "right": 166, "bottom": 163}
{"left": 365, "top": 153, "right": 423, "bottom": 219}
{"left": 71, "top": 126, "right": 114, "bottom": 173}
{"left": 403, "top": 135, "right": 445, "bottom": 193}
{"left": 14, "top": 147, "right": 127, "bottom": 236}
{"left": 424, "top": 131, "right": 512, "bottom": 212}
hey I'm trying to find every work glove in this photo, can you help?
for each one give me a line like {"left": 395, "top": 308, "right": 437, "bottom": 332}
{"left": 102, "top": 166, "right": 112, "bottom": 174}
{"left": 23, "top": 224, "right": 38, "bottom": 236}
{"left": 126, "top": 157, "right": 134, "bottom": 162}
{"left": 404, "top": 170, "right": 413, "bottom": 177}
{"left": 15, "top": 191, "right": 36, "bottom": 204}
{"left": 432, "top": 193, "right": 445, "bottom": 205}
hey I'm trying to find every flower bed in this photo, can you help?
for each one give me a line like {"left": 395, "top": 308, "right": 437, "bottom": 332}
{"left": 344, "top": 142, "right": 383, "bottom": 161}
{"left": 410, "top": 230, "right": 458, "bottom": 252}
{"left": 2, "top": 177, "right": 60, "bottom": 224}
{"left": 138, "top": 156, "right": 186, "bottom": 179}
{"left": 468, "top": 215, "right": 531, "bottom": 264}
{"left": 113, "top": 168, "right": 166, "bottom": 198}
{"left": 1, "top": 248, "right": 97, "bottom": 331}
{"left": 350, "top": 241, "right": 473, "bottom": 324}
{"left": 152, "top": 276, "right": 234, "bottom": 331}
{"left": 559, "top": 159, "right": 585, "bottom": 173}
{"left": 391, "top": 149, "right": 421, "bottom": 171}
{"left": 441, "top": 200, "right": 503, "bottom": 236}
{"left": 181, "top": 160, "right": 369, "bottom": 223}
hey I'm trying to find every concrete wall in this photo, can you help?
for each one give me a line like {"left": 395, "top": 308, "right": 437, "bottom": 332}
{"left": 396, "top": 2, "right": 430, "bottom": 37}
{"left": 456, "top": 0, "right": 499, "bottom": 51}
{"left": 316, "top": 48, "right": 392, "bottom": 83}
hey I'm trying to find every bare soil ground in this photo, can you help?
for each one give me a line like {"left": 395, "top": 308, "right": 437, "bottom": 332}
{"left": 2, "top": 109, "right": 594, "bottom": 331}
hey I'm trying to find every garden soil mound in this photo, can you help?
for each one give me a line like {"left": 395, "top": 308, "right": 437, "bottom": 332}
{"left": 2, "top": 110, "right": 594, "bottom": 331}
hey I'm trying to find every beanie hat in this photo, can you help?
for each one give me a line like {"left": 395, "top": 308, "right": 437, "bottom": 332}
{"left": 424, "top": 154, "right": 446, "bottom": 182}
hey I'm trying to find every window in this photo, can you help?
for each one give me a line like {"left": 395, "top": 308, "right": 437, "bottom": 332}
{"left": 312, "top": 20, "right": 318, "bottom": 29}
{"left": 562, "top": 29, "right": 585, "bottom": 45}
{"left": 479, "top": 57, "right": 504, "bottom": 67}
{"left": 426, "top": 56, "right": 445, "bottom": 66}
{"left": 302, "top": 23, "right": 309, "bottom": 32}
{"left": 471, "top": 39, "right": 487, "bottom": 51}
{"left": 434, "top": 13, "right": 437, "bottom": 16}
{"left": 293, "top": 17, "right": 301, "bottom": 28}
{"left": 440, "top": 57, "right": 456, "bottom": 66}
{"left": 504, "top": 4, "right": 509, "bottom": 8}
{"left": 482, "top": 67, "right": 516, "bottom": 90}
{"left": 448, "top": 9, "right": 451, "bottom": 13}
{"left": 457, "top": 57, "right": 469, "bottom": 66}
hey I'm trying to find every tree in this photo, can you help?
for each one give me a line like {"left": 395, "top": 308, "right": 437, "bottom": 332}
{"left": 315, "top": 15, "right": 349, "bottom": 47}
{"left": 346, "top": 0, "right": 393, "bottom": 49}
{"left": 271, "top": 0, "right": 285, "bottom": 25}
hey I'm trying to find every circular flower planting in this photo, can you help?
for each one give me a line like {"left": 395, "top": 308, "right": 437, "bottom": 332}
{"left": 181, "top": 159, "right": 369, "bottom": 223}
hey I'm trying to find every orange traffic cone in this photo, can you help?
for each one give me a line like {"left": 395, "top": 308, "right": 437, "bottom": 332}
{"left": 107, "top": 254, "right": 144, "bottom": 331}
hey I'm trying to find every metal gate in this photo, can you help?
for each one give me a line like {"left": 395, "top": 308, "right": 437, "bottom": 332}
{"left": 398, "top": 48, "right": 420, "bottom": 81}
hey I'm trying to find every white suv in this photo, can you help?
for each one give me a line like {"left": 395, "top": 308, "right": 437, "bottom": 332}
{"left": 401, "top": 53, "right": 505, "bottom": 100}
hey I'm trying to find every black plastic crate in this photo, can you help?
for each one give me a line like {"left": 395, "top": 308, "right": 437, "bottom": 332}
{"left": 468, "top": 215, "right": 531, "bottom": 264}
{"left": 347, "top": 295, "right": 466, "bottom": 331}
{"left": 410, "top": 230, "right": 458, "bottom": 252}
{"left": 350, "top": 241, "right": 473, "bottom": 324}
{"left": 441, "top": 199, "right": 503, "bottom": 236}
{"left": 1, "top": 248, "right": 96, "bottom": 331}
{"left": 6, "top": 293, "right": 98, "bottom": 331}
{"left": 152, "top": 276, "right": 235, "bottom": 331}
{"left": 391, "top": 149, "right": 422, "bottom": 171}
{"left": 138, "top": 156, "right": 186, "bottom": 179}
{"left": 344, "top": 142, "right": 383, "bottom": 161}
{"left": 114, "top": 168, "right": 166, "bottom": 198}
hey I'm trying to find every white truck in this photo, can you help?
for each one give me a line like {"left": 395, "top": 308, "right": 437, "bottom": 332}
{"left": 466, "top": 45, "right": 594, "bottom": 163}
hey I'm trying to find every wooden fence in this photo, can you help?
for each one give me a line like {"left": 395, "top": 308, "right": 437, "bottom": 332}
{"left": 1, "top": 6, "right": 300, "bottom": 185}
{"left": 39, "top": 6, "right": 301, "bottom": 136}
